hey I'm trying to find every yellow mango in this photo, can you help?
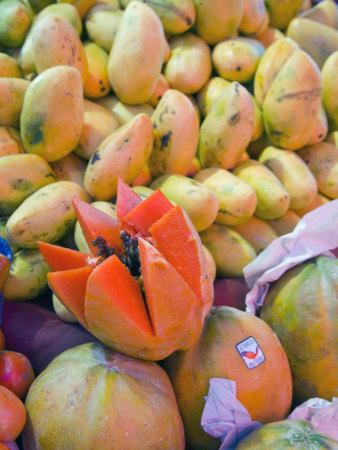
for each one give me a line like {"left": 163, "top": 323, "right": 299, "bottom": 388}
{"left": 84, "top": 113, "right": 153, "bottom": 200}
{"left": 233, "top": 216, "right": 278, "bottom": 254}
{"left": 258, "top": 146, "right": 318, "bottom": 210}
{"left": 192, "top": 0, "right": 244, "bottom": 45}
{"left": 148, "top": 74, "right": 170, "bottom": 108}
{"left": 233, "top": 159, "right": 290, "bottom": 220}
{"left": 186, "top": 157, "right": 202, "bottom": 177}
{"left": 53, "top": 293, "right": 77, "bottom": 323}
{"left": 263, "top": 50, "right": 322, "bottom": 150}
{"left": 27, "top": 0, "right": 54, "bottom": 13}
{"left": 0, "top": 54, "right": 22, "bottom": 78}
{"left": 286, "top": 18, "right": 338, "bottom": 69}
{"left": 202, "top": 245, "right": 216, "bottom": 281}
{"left": 297, "top": 142, "right": 338, "bottom": 199}
{"left": 197, "top": 77, "right": 231, "bottom": 118}
{"left": 264, "top": 0, "right": 304, "bottom": 30}
{"left": 6, "top": 181, "right": 88, "bottom": 248}
{"left": 4, "top": 249, "right": 49, "bottom": 301}
{"left": 322, "top": 51, "right": 338, "bottom": 132}
{"left": 198, "top": 82, "right": 255, "bottom": 170}
{"left": 50, "top": 153, "right": 87, "bottom": 190}
{"left": 299, "top": 0, "right": 338, "bottom": 29}
{"left": 131, "top": 164, "right": 152, "bottom": 187}
{"left": 307, "top": 104, "right": 328, "bottom": 145}
{"left": 120, "top": 0, "right": 195, "bottom": 35}
{"left": 108, "top": 1, "right": 165, "bottom": 105}
{"left": 74, "top": 99, "right": 119, "bottom": 160}
{"left": 266, "top": 210, "right": 301, "bottom": 236}
{"left": 0, "top": 0, "right": 33, "bottom": 47}
{"left": 164, "top": 33, "right": 212, "bottom": 94}
{"left": 293, "top": 193, "right": 330, "bottom": 217}
{"left": 150, "top": 174, "right": 219, "bottom": 232}
{"left": 212, "top": 37, "right": 265, "bottom": 84}
{"left": 97, "top": 95, "right": 154, "bottom": 126}
{"left": 0, "top": 78, "right": 30, "bottom": 128}
{"left": 84, "top": 42, "right": 111, "bottom": 99}
{"left": 238, "top": 0, "right": 267, "bottom": 36}
{"left": 57, "top": 0, "right": 97, "bottom": 18}
{"left": 0, "top": 154, "right": 56, "bottom": 215}
{"left": 254, "top": 37, "right": 299, "bottom": 108}
{"left": 200, "top": 224, "right": 257, "bottom": 278}
{"left": 131, "top": 186, "right": 154, "bottom": 200}
{"left": 194, "top": 167, "right": 257, "bottom": 226}
{"left": 20, "top": 66, "right": 84, "bottom": 162}
{"left": 31, "top": 15, "right": 88, "bottom": 84}
{"left": 148, "top": 89, "right": 199, "bottom": 177}
{"left": 85, "top": 8, "right": 122, "bottom": 52}
{"left": 256, "top": 27, "right": 284, "bottom": 49}
{"left": 0, "top": 127, "right": 24, "bottom": 156}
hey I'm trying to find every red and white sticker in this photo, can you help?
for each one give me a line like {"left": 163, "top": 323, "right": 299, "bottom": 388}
{"left": 236, "top": 336, "right": 265, "bottom": 370}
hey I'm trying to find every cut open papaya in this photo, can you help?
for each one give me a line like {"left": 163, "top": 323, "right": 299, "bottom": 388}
{"left": 116, "top": 178, "right": 142, "bottom": 219}
{"left": 41, "top": 180, "right": 214, "bottom": 360}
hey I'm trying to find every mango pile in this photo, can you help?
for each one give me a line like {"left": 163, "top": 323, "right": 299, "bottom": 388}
{"left": 0, "top": 0, "right": 337, "bottom": 308}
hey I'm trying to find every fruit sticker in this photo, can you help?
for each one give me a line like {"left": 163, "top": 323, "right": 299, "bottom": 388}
{"left": 236, "top": 336, "right": 265, "bottom": 370}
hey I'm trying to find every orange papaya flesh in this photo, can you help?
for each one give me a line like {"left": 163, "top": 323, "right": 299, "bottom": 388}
{"left": 47, "top": 265, "right": 93, "bottom": 328}
{"left": 0, "top": 256, "right": 10, "bottom": 292}
{"left": 38, "top": 241, "right": 97, "bottom": 272}
{"left": 138, "top": 238, "right": 201, "bottom": 338}
{"left": 116, "top": 178, "right": 142, "bottom": 220}
{"left": 72, "top": 197, "right": 122, "bottom": 255}
{"left": 149, "top": 206, "right": 213, "bottom": 313}
{"left": 121, "top": 189, "right": 174, "bottom": 236}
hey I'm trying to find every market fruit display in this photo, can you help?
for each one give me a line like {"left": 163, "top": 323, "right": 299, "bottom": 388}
{"left": 260, "top": 256, "right": 338, "bottom": 404}
{"left": 23, "top": 342, "right": 185, "bottom": 449}
{"left": 164, "top": 306, "right": 293, "bottom": 450}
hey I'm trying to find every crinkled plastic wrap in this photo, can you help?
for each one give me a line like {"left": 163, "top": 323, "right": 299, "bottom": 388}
{"left": 243, "top": 200, "right": 338, "bottom": 315}
{"left": 201, "top": 378, "right": 261, "bottom": 449}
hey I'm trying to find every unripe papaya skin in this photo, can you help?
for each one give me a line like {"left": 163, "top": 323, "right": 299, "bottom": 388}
{"left": 258, "top": 146, "right": 318, "bottom": 210}
{"left": 198, "top": 82, "right": 255, "bottom": 170}
{"left": 233, "top": 160, "right": 290, "bottom": 220}
{"left": 6, "top": 181, "right": 88, "bottom": 248}
{"left": 263, "top": 50, "right": 322, "bottom": 150}
{"left": 0, "top": 78, "right": 30, "bottom": 128}
{"left": 264, "top": 0, "right": 303, "bottom": 30}
{"left": 148, "top": 89, "right": 199, "bottom": 178}
{"left": 107, "top": 1, "right": 166, "bottom": 105}
{"left": 20, "top": 66, "right": 84, "bottom": 162}
{"left": 322, "top": 51, "right": 338, "bottom": 132}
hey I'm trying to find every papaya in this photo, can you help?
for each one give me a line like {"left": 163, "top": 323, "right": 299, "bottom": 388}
{"left": 0, "top": 78, "right": 30, "bottom": 128}
{"left": 260, "top": 256, "right": 338, "bottom": 404}
{"left": 307, "top": 104, "right": 328, "bottom": 145}
{"left": 0, "top": 127, "right": 24, "bottom": 156}
{"left": 39, "top": 180, "right": 213, "bottom": 360}
{"left": 266, "top": 210, "right": 301, "bottom": 236}
{"left": 131, "top": 185, "right": 154, "bottom": 200}
{"left": 85, "top": 7, "right": 122, "bottom": 52}
{"left": 50, "top": 153, "right": 87, "bottom": 189}
{"left": 52, "top": 293, "right": 77, "bottom": 323}
{"left": 238, "top": 0, "right": 268, "bottom": 37}
{"left": 197, "top": 77, "right": 231, "bottom": 118}
{"left": 164, "top": 306, "right": 293, "bottom": 450}
{"left": 256, "top": 27, "right": 284, "bottom": 49}
{"left": 299, "top": 0, "right": 338, "bottom": 29}
{"left": 322, "top": 51, "right": 338, "bottom": 132}
{"left": 148, "top": 74, "right": 170, "bottom": 108}
{"left": 293, "top": 193, "right": 330, "bottom": 217}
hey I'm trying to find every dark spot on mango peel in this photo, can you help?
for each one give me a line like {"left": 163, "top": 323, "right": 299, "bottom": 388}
{"left": 160, "top": 131, "right": 173, "bottom": 149}
{"left": 91, "top": 152, "right": 101, "bottom": 165}
{"left": 228, "top": 112, "right": 241, "bottom": 126}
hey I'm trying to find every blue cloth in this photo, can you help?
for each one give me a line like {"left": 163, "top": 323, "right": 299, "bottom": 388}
{"left": 0, "top": 236, "right": 13, "bottom": 327}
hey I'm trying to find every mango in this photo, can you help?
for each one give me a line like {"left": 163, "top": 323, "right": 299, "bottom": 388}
{"left": 256, "top": 27, "right": 284, "bottom": 49}
{"left": 199, "top": 82, "right": 255, "bottom": 170}
{"left": 27, "top": 0, "right": 54, "bottom": 13}
{"left": 297, "top": 142, "right": 338, "bottom": 199}
{"left": 194, "top": 168, "right": 257, "bottom": 226}
{"left": 107, "top": 1, "right": 165, "bottom": 104}
{"left": 131, "top": 164, "right": 153, "bottom": 187}
{"left": 38, "top": 3, "right": 83, "bottom": 35}
{"left": 56, "top": 0, "right": 97, "bottom": 19}
{"left": 84, "top": 113, "right": 153, "bottom": 200}
{"left": 74, "top": 99, "right": 119, "bottom": 160}
{"left": 233, "top": 216, "right": 278, "bottom": 254}
{"left": 85, "top": 8, "right": 122, "bottom": 52}
{"left": 263, "top": 50, "right": 322, "bottom": 150}
{"left": 325, "top": 132, "right": 338, "bottom": 147}
{"left": 20, "top": 66, "right": 84, "bottom": 162}
{"left": 233, "top": 159, "right": 290, "bottom": 220}
{"left": 0, "top": 78, "right": 30, "bottom": 128}
{"left": 148, "top": 74, "right": 170, "bottom": 108}
{"left": 293, "top": 193, "right": 330, "bottom": 217}
{"left": 286, "top": 18, "right": 338, "bottom": 69}
{"left": 131, "top": 186, "right": 154, "bottom": 200}
{"left": 148, "top": 89, "right": 199, "bottom": 178}
{"left": 266, "top": 210, "right": 301, "bottom": 236}
{"left": 200, "top": 224, "right": 257, "bottom": 278}
{"left": 6, "top": 181, "right": 88, "bottom": 248}
{"left": 0, "top": 0, "right": 33, "bottom": 47}
{"left": 53, "top": 293, "right": 78, "bottom": 323}
{"left": 192, "top": 0, "right": 244, "bottom": 45}
{"left": 254, "top": 37, "right": 299, "bottom": 108}
{"left": 97, "top": 95, "right": 154, "bottom": 126}
{"left": 150, "top": 174, "right": 219, "bottom": 232}
{"left": 0, "top": 54, "right": 22, "bottom": 78}
{"left": 299, "top": 0, "right": 338, "bottom": 29}
{"left": 83, "top": 42, "right": 111, "bottom": 99}
{"left": 258, "top": 146, "right": 318, "bottom": 210}
{"left": 202, "top": 245, "right": 216, "bottom": 282}
{"left": 3, "top": 249, "right": 49, "bottom": 301}
{"left": 197, "top": 77, "right": 231, "bottom": 118}
{"left": 186, "top": 157, "right": 202, "bottom": 178}
{"left": 0, "top": 154, "right": 56, "bottom": 215}
{"left": 30, "top": 15, "right": 88, "bottom": 84}
{"left": 164, "top": 33, "right": 212, "bottom": 94}
{"left": 307, "top": 104, "right": 328, "bottom": 146}
{"left": 322, "top": 51, "right": 338, "bottom": 132}
{"left": 212, "top": 37, "right": 265, "bottom": 84}
{"left": 0, "top": 127, "right": 24, "bottom": 156}
{"left": 50, "top": 153, "right": 87, "bottom": 189}
{"left": 264, "top": 0, "right": 303, "bottom": 30}
{"left": 238, "top": 0, "right": 267, "bottom": 36}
